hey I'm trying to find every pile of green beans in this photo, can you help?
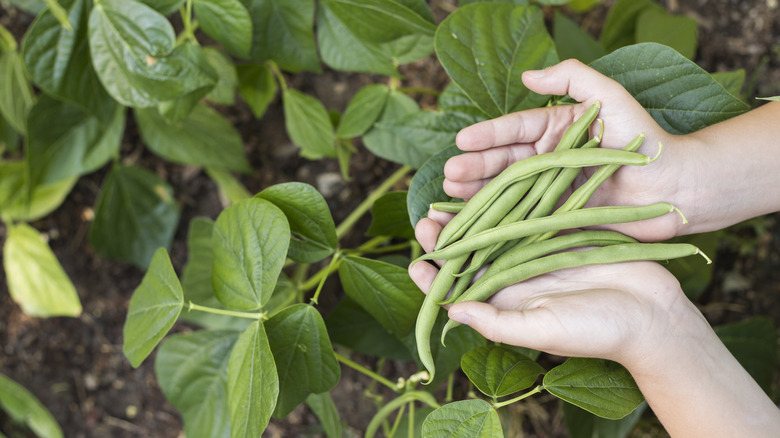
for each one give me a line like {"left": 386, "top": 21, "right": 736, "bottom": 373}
{"left": 413, "top": 102, "right": 710, "bottom": 384}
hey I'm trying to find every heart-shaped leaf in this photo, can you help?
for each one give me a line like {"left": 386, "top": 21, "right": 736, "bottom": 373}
{"left": 422, "top": 399, "right": 502, "bottom": 438}
{"left": 123, "top": 248, "right": 184, "bottom": 367}
{"left": 227, "top": 320, "right": 279, "bottom": 438}
{"left": 255, "top": 182, "right": 337, "bottom": 264}
{"left": 265, "top": 304, "right": 341, "bottom": 418}
{"left": 435, "top": 3, "right": 558, "bottom": 119}
{"left": 282, "top": 89, "right": 336, "bottom": 159}
{"left": 236, "top": 63, "right": 277, "bottom": 119}
{"left": 212, "top": 197, "right": 290, "bottom": 310}
{"left": 461, "top": 345, "right": 545, "bottom": 398}
{"left": 543, "top": 358, "right": 643, "bottom": 420}
{"left": 0, "top": 372, "right": 63, "bottom": 438}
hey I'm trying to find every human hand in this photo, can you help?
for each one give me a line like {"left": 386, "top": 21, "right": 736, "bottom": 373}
{"left": 442, "top": 59, "right": 690, "bottom": 242}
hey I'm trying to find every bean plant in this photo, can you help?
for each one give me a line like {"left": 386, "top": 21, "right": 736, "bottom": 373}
{"left": 0, "top": 0, "right": 777, "bottom": 437}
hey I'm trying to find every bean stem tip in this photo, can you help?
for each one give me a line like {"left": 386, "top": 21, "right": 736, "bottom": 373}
{"left": 670, "top": 205, "right": 688, "bottom": 224}
{"left": 649, "top": 142, "right": 663, "bottom": 163}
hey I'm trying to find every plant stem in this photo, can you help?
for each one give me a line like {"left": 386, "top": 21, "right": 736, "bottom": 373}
{"left": 335, "top": 352, "right": 399, "bottom": 393}
{"left": 335, "top": 165, "right": 412, "bottom": 240}
{"left": 268, "top": 61, "right": 288, "bottom": 92}
{"left": 187, "top": 302, "right": 266, "bottom": 321}
{"left": 492, "top": 385, "right": 543, "bottom": 409}
{"left": 310, "top": 252, "right": 341, "bottom": 305}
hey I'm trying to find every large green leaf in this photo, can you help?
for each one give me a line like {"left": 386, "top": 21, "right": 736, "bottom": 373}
{"left": 362, "top": 90, "right": 423, "bottom": 166}
{"left": 338, "top": 256, "right": 424, "bottom": 336}
{"left": 543, "top": 358, "right": 643, "bottom": 420}
{"left": 154, "top": 42, "right": 218, "bottom": 123}
{"left": 27, "top": 94, "right": 124, "bottom": 187}
{"left": 305, "top": 392, "right": 343, "bottom": 438}
{"left": 437, "top": 82, "right": 489, "bottom": 126}
{"left": 434, "top": 3, "right": 558, "bottom": 119}
{"left": 591, "top": 43, "right": 751, "bottom": 134}
{"left": 461, "top": 345, "right": 545, "bottom": 398}
{"left": 138, "top": 0, "right": 185, "bottom": 15}
{"left": 3, "top": 222, "right": 82, "bottom": 318}
{"left": 211, "top": 198, "right": 290, "bottom": 310}
{"left": 366, "top": 191, "right": 415, "bottom": 240}
{"left": 316, "top": 0, "right": 432, "bottom": 76}
{"left": 406, "top": 145, "right": 463, "bottom": 227}
{"left": 319, "top": 0, "right": 434, "bottom": 44}
{"left": 0, "top": 49, "right": 34, "bottom": 134}
{"left": 714, "top": 317, "right": 778, "bottom": 396}
{"left": 88, "top": 0, "right": 216, "bottom": 107}
{"left": 227, "top": 320, "right": 278, "bottom": 438}
{"left": 599, "top": 0, "right": 662, "bottom": 52}
{"left": 0, "top": 373, "right": 63, "bottom": 438}
{"left": 22, "top": 0, "right": 115, "bottom": 118}
{"left": 195, "top": 0, "right": 253, "bottom": 58}
{"left": 203, "top": 47, "right": 239, "bottom": 105}
{"left": 265, "top": 304, "right": 341, "bottom": 418}
{"left": 635, "top": 8, "right": 698, "bottom": 60}
{"left": 122, "top": 248, "right": 183, "bottom": 367}
{"left": 5, "top": 0, "right": 45, "bottom": 13}
{"left": 335, "top": 84, "right": 390, "bottom": 139}
{"left": 282, "top": 89, "right": 336, "bottom": 159}
{"left": 370, "top": 109, "right": 463, "bottom": 168}
{"left": 562, "top": 400, "right": 648, "bottom": 438}
{"left": 246, "top": 0, "right": 320, "bottom": 72}
{"left": 255, "top": 182, "right": 337, "bottom": 264}
{"left": 0, "top": 160, "right": 77, "bottom": 222}
{"left": 553, "top": 10, "right": 607, "bottom": 65}
{"left": 134, "top": 103, "right": 250, "bottom": 172}
{"left": 236, "top": 63, "right": 277, "bottom": 119}
{"left": 422, "top": 400, "right": 502, "bottom": 438}
{"left": 711, "top": 69, "right": 746, "bottom": 99}
{"left": 155, "top": 330, "right": 239, "bottom": 438}
{"left": 324, "top": 296, "right": 413, "bottom": 361}
{"left": 88, "top": 164, "right": 180, "bottom": 268}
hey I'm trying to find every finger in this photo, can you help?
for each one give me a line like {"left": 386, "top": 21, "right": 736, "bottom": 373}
{"left": 455, "top": 106, "right": 565, "bottom": 152}
{"left": 408, "top": 259, "right": 439, "bottom": 295}
{"left": 426, "top": 207, "right": 455, "bottom": 226}
{"left": 522, "top": 59, "right": 628, "bottom": 106}
{"left": 443, "top": 144, "right": 536, "bottom": 183}
{"left": 447, "top": 301, "right": 555, "bottom": 348}
{"left": 442, "top": 178, "right": 488, "bottom": 200}
{"left": 414, "top": 217, "right": 443, "bottom": 254}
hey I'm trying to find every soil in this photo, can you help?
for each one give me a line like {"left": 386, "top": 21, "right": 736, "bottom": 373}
{"left": 1, "top": 1, "right": 779, "bottom": 437}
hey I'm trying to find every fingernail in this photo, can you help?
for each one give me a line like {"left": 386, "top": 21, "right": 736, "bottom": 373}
{"left": 449, "top": 312, "right": 470, "bottom": 325}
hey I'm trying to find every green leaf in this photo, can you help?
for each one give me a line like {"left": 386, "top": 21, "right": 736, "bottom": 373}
{"left": 203, "top": 47, "right": 239, "bottom": 105}
{"left": 714, "top": 317, "right": 778, "bottom": 396}
{"left": 195, "top": 0, "right": 253, "bottom": 58}
{"left": 338, "top": 256, "right": 424, "bottom": 337}
{"left": 265, "top": 304, "right": 341, "bottom": 418}
{"left": 135, "top": 103, "right": 250, "bottom": 172}
{"left": 422, "top": 400, "right": 502, "bottom": 438}
{"left": 324, "top": 296, "right": 413, "bottom": 361}
{"left": 461, "top": 345, "right": 545, "bottom": 398}
{"left": 305, "top": 392, "right": 343, "bottom": 438}
{"left": 155, "top": 43, "right": 219, "bottom": 123}
{"left": 0, "top": 372, "right": 63, "bottom": 438}
{"left": 406, "top": 145, "right": 463, "bottom": 227}
{"left": 562, "top": 400, "right": 647, "bottom": 438}
{"left": 255, "top": 182, "right": 337, "bottom": 264}
{"left": 206, "top": 167, "right": 252, "bottom": 204}
{"left": 0, "top": 113, "right": 19, "bottom": 154}
{"left": 543, "top": 358, "right": 643, "bottom": 420}
{"left": 88, "top": 0, "right": 216, "bottom": 107}
{"left": 3, "top": 222, "right": 82, "bottom": 318}
{"left": 0, "top": 160, "right": 76, "bottom": 222}
{"left": 88, "top": 164, "right": 180, "bottom": 268}
{"left": 138, "top": 0, "right": 185, "bottom": 15}
{"left": 367, "top": 191, "right": 415, "bottom": 240}
{"left": 211, "top": 198, "right": 290, "bottom": 310}
{"left": 599, "top": 0, "right": 662, "bottom": 52}
{"left": 438, "top": 82, "right": 489, "bottom": 126}
{"left": 22, "top": 0, "right": 116, "bottom": 118}
{"left": 5, "top": 0, "right": 46, "bottom": 14}
{"left": 316, "top": 0, "right": 432, "bottom": 76}
{"left": 282, "top": 88, "right": 336, "bottom": 159}
{"left": 362, "top": 90, "right": 422, "bottom": 166}
{"left": 635, "top": 8, "right": 698, "bottom": 60}
{"left": 319, "top": 0, "right": 434, "bottom": 44}
{"left": 336, "top": 84, "right": 390, "bottom": 139}
{"left": 27, "top": 94, "right": 124, "bottom": 187}
{"left": 434, "top": 3, "right": 558, "bottom": 119}
{"left": 236, "top": 63, "right": 277, "bottom": 119}
{"left": 590, "top": 43, "right": 751, "bottom": 135}
{"left": 155, "top": 330, "right": 239, "bottom": 438}
{"left": 711, "top": 69, "right": 746, "bottom": 98}
{"left": 246, "top": 0, "right": 320, "bottom": 73}
{"left": 122, "top": 248, "right": 184, "bottom": 367}
{"left": 227, "top": 320, "right": 278, "bottom": 438}
{"left": 0, "top": 50, "right": 34, "bottom": 134}
{"left": 553, "top": 10, "right": 607, "bottom": 65}
{"left": 370, "top": 109, "right": 463, "bottom": 168}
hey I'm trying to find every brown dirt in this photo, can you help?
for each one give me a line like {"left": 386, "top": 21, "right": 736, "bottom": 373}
{"left": 1, "top": 1, "right": 779, "bottom": 437}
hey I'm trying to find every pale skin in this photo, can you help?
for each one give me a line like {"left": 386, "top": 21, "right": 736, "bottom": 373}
{"left": 409, "top": 59, "right": 780, "bottom": 437}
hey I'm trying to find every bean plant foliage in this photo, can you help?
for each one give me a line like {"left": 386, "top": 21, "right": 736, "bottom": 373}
{"left": 0, "top": 0, "right": 776, "bottom": 437}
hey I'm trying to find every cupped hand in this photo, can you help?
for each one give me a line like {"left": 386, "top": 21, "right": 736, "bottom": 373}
{"left": 443, "top": 59, "right": 691, "bottom": 242}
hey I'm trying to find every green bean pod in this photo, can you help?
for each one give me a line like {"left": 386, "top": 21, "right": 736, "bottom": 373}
{"left": 440, "top": 242, "right": 711, "bottom": 343}
{"left": 438, "top": 230, "right": 636, "bottom": 306}
{"left": 416, "top": 202, "right": 683, "bottom": 263}
{"left": 430, "top": 201, "right": 466, "bottom": 214}
{"left": 435, "top": 102, "right": 603, "bottom": 250}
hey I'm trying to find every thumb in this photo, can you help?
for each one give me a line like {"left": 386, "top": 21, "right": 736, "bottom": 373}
{"left": 522, "top": 59, "right": 628, "bottom": 105}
